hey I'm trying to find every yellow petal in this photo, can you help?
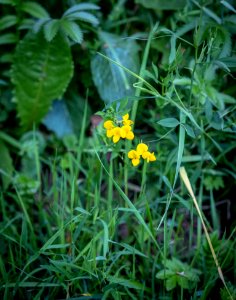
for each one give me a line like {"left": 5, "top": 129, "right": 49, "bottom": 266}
{"left": 104, "top": 120, "right": 114, "bottom": 130}
{"left": 128, "top": 150, "right": 136, "bottom": 159}
{"left": 136, "top": 143, "right": 148, "bottom": 155}
{"left": 142, "top": 151, "right": 150, "bottom": 159}
{"left": 120, "top": 127, "right": 127, "bottom": 138}
{"left": 113, "top": 127, "right": 121, "bottom": 136}
{"left": 106, "top": 129, "right": 113, "bottom": 138}
{"left": 149, "top": 152, "right": 156, "bottom": 162}
{"left": 113, "top": 135, "right": 120, "bottom": 143}
{"left": 123, "top": 113, "right": 129, "bottom": 121}
{"left": 132, "top": 158, "right": 140, "bottom": 167}
{"left": 126, "top": 131, "right": 134, "bottom": 140}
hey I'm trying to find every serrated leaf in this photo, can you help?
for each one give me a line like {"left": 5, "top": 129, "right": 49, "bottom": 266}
{"left": 43, "top": 19, "right": 60, "bottom": 41}
{"left": 63, "top": 3, "right": 100, "bottom": 17}
{"left": 158, "top": 118, "right": 179, "bottom": 128}
{"left": 0, "top": 33, "right": 17, "bottom": 45}
{"left": 136, "top": 0, "right": 186, "bottom": 10}
{"left": 0, "top": 141, "right": 14, "bottom": 189}
{"left": 166, "top": 277, "right": 177, "bottom": 291}
{"left": 91, "top": 32, "right": 140, "bottom": 104}
{"left": 0, "top": 15, "right": 17, "bottom": 31}
{"left": 21, "top": 2, "right": 49, "bottom": 19}
{"left": 61, "top": 20, "right": 83, "bottom": 44}
{"left": 33, "top": 18, "right": 50, "bottom": 33}
{"left": 66, "top": 11, "right": 99, "bottom": 25}
{"left": 11, "top": 32, "right": 73, "bottom": 129}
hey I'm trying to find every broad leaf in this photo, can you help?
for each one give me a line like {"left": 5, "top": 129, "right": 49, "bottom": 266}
{"left": 91, "top": 32, "right": 140, "bottom": 104}
{"left": 42, "top": 100, "right": 73, "bottom": 138}
{"left": 12, "top": 32, "right": 73, "bottom": 129}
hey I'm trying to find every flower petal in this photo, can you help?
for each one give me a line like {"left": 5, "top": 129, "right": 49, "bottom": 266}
{"left": 113, "top": 135, "right": 120, "bottom": 143}
{"left": 128, "top": 150, "right": 136, "bottom": 159}
{"left": 137, "top": 143, "right": 148, "bottom": 155}
{"left": 106, "top": 129, "right": 113, "bottom": 138}
{"left": 149, "top": 152, "right": 156, "bottom": 162}
{"left": 126, "top": 131, "right": 134, "bottom": 140}
{"left": 104, "top": 120, "right": 114, "bottom": 130}
{"left": 132, "top": 158, "right": 140, "bottom": 166}
{"left": 142, "top": 151, "right": 150, "bottom": 159}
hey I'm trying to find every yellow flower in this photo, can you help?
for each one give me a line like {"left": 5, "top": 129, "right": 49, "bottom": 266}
{"left": 112, "top": 127, "right": 121, "bottom": 143}
{"left": 104, "top": 120, "right": 114, "bottom": 130}
{"left": 136, "top": 143, "right": 148, "bottom": 156}
{"left": 106, "top": 129, "right": 114, "bottom": 138}
{"left": 120, "top": 125, "right": 134, "bottom": 140}
{"left": 142, "top": 151, "right": 156, "bottom": 163}
{"left": 128, "top": 150, "right": 140, "bottom": 166}
{"left": 122, "top": 113, "right": 133, "bottom": 126}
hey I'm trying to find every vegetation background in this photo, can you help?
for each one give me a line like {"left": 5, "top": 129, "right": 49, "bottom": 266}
{"left": 0, "top": 0, "right": 235, "bottom": 299}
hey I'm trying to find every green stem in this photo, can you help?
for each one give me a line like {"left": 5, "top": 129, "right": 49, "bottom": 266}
{"left": 131, "top": 23, "right": 158, "bottom": 124}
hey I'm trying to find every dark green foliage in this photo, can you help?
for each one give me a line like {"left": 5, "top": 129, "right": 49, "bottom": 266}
{"left": 11, "top": 32, "right": 74, "bottom": 129}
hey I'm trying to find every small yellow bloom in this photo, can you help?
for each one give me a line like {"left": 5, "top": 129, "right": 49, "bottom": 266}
{"left": 142, "top": 151, "right": 156, "bottom": 163}
{"left": 106, "top": 129, "right": 114, "bottom": 138}
{"left": 128, "top": 150, "right": 140, "bottom": 166}
{"left": 104, "top": 120, "right": 114, "bottom": 130}
{"left": 122, "top": 113, "right": 133, "bottom": 126}
{"left": 120, "top": 125, "right": 134, "bottom": 140}
{"left": 112, "top": 127, "right": 121, "bottom": 143}
{"left": 136, "top": 143, "right": 148, "bottom": 155}
{"left": 126, "top": 131, "right": 134, "bottom": 140}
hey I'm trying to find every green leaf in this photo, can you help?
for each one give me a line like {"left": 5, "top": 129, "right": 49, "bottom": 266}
{"left": 177, "top": 276, "right": 189, "bottom": 289}
{"left": 107, "top": 276, "right": 144, "bottom": 290}
{"left": 157, "top": 118, "right": 179, "bottom": 128}
{"left": 166, "top": 277, "right": 177, "bottom": 291}
{"left": 203, "top": 7, "right": 221, "bottom": 24}
{"left": 0, "top": 15, "right": 17, "bottom": 31}
{"left": 0, "top": 141, "right": 13, "bottom": 189}
{"left": 33, "top": 18, "right": 50, "bottom": 33}
{"left": 66, "top": 11, "right": 99, "bottom": 25}
{"left": 43, "top": 19, "right": 60, "bottom": 42}
{"left": 11, "top": 32, "right": 74, "bottom": 129}
{"left": 91, "top": 32, "right": 140, "bottom": 104}
{"left": 21, "top": 2, "right": 49, "bottom": 19}
{"left": 221, "top": 0, "right": 236, "bottom": 13}
{"left": 61, "top": 20, "right": 83, "bottom": 44}
{"left": 135, "top": 0, "right": 186, "bottom": 10}
{"left": 42, "top": 100, "right": 73, "bottom": 138}
{"left": 63, "top": 3, "right": 100, "bottom": 17}
{"left": 156, "top": 270, "right": 176, "bottom": 279}
{"left": 184, "top": 124, "right": 196, "bottom": 138}
{"left": 0, "top": 33, "right": 17, "bottom": 45}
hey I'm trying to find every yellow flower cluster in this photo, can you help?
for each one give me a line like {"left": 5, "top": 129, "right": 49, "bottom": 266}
{"left": 103, "top": 114, "right": 134, "bottom": 144}
{"left": 128, "top": 143, "right": 156, "bottom": 167}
